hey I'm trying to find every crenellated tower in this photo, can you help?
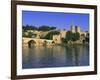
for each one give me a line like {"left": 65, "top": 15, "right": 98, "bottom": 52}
{"left": 75, "top": 26, "right": 81, "bottom": 33}
{"left": 71, "top": 25, "right": 75, "bottom": 33}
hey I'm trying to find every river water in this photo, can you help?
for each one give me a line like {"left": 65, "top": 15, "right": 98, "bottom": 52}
{"left": 22, "top": 45, "right": 89, "bottom": 69}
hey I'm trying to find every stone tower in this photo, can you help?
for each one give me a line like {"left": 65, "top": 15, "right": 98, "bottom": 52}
{"left": 71, "top": 25, "right": 75, "bottom": 33}
{"left": 75, "top": 26, "right": 80, "bottom": 33}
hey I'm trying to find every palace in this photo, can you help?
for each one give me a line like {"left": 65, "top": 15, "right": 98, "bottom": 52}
{"left": 51, "top": 25, "right": 89, "bottom": 44}
{"left": 22, "top": 25, "right": 89, "bottom": 46}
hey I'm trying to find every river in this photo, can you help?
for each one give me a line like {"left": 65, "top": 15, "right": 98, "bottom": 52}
{"left": 22, "top": 44, "right": 89, "bottom": 69}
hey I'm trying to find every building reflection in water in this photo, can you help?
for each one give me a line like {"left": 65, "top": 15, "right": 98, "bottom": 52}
{"left": 22, "top": 45, "right": 89, "bottom": 69}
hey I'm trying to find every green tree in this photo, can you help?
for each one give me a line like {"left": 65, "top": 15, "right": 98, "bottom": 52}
{"left": 65, "top": 31, "right": 80, "bottom": 42}
{"left": 22, "top": 25, "right": 38, "bottom": 31}
{"left": 44, "top": 31, "right": 60, "bottom": 40}
{"left": 66, "top": 31, "right": 73, "bottom": 41}
{"left": 61, "top": 38, "right": 67, "bottom": 43}
{"left": 72, "top": 32, "right": 80, "bottom": 41}
{"left": 38, "top": 25, "right": 56, "bottom": 31}
{"left": 85, "top": 33, "right": 89, "bottom": 43}
{"left": 22, "top": 25, "right": 57, "bottom": 31}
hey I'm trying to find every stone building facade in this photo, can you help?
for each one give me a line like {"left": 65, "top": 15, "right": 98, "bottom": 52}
{"left": 23, "top": 25, "right": 89, "bottom": 45}
{"left": 52, "top": 25, "right": 88, "bottom": 44}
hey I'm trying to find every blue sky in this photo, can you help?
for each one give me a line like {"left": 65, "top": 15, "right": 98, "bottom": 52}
{"left": 22, "top": 11, "right": 89, "bottom": 31}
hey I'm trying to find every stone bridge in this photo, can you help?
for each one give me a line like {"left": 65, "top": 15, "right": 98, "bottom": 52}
{"left": 22, "top": 37, "right": 54, "bottom": 46}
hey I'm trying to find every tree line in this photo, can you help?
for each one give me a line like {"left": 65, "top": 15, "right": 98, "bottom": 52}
{"left": 23, "top": 25, "right": 56, "bottom": 31}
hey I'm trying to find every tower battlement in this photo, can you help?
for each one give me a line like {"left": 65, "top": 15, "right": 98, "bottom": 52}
{"left": 71, "top": 25, "right": 81, "bottom": 33}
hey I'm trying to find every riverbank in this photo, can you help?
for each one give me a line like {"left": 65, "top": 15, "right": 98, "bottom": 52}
{"left": 56, "top": 43, "right": 89, "bottom": 47}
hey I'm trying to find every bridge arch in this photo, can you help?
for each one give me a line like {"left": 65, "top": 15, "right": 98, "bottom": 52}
{"left": 28, "top": 40, "right": 36, "bottom": 48}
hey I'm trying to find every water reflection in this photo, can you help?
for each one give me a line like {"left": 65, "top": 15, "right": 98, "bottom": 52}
{"left": 22, "top": 45, "right": 89, "bottom": 69}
